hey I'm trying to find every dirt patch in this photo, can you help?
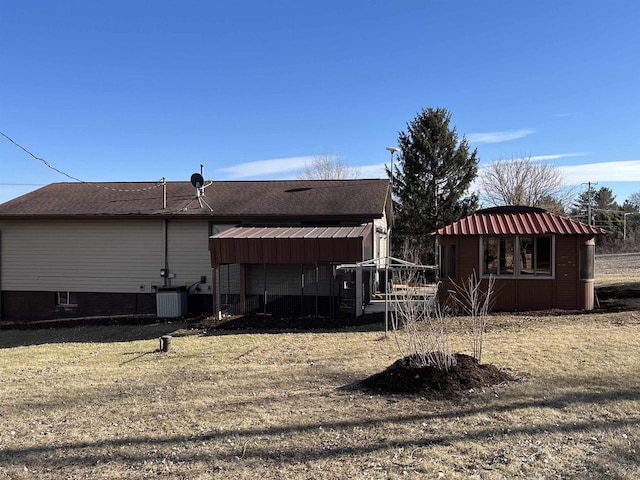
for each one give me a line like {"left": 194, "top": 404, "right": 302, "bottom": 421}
{"left": 355, "top": 353, "right": 515, "bottom": 399}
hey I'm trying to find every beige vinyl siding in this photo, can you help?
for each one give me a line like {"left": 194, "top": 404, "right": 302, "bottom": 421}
{"left": 165, "top": 220, "right": 213, "bottom": 293}
{"left": 0, "top": 219, "right": 163, "bottom": 293}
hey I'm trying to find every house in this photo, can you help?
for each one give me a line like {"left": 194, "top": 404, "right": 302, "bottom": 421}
{"left": 434, "top": 206, "right": 607, "bottom": 311}
{"left": 0, "top": 178, "right": 392, "bottom": 323}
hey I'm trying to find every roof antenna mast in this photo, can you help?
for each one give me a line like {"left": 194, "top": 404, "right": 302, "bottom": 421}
{"left": 184, "top": 167, "right": 214, "bottom": 212}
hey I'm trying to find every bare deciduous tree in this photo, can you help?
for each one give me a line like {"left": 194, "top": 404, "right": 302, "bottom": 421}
{"left": 628, "top": 191, "right": 640, "bottom": 209}
{"left": 479, "top": 156, "right": 570, "bottom": 209}
{"left": 298, "top": 153, "right": 360, "bottom": 180}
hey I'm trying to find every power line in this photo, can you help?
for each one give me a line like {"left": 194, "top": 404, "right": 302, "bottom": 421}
{"left": 0, "top": 183, "right": 45, "bottom": 186}
{"left": 0, "top": 131, "right": 163, "bottom": 193}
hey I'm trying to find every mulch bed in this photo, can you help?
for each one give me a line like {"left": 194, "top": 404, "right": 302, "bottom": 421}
{"left": 356, "top": 353, "right": 515, "bottom": 399}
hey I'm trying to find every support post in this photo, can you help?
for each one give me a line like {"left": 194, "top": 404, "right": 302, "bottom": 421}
{"left": 214, "top": 265, "right": 221, "bottom": 320}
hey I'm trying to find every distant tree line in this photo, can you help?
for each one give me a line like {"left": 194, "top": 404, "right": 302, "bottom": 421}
{"left": 571, "top": 186, "right": 640, "bottom": 252}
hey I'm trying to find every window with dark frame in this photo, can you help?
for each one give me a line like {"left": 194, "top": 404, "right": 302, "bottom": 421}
{"left": 483, "top": 235, "right": 553, "bottom": 277}
{"left": 580, "top": 243, "right": 595, "bottom": 280}
{"left": 440, "top": 244, "right": 456, "bottom": 278}
{"left": 483, "top": 236, "right": 515, "bottom": 275}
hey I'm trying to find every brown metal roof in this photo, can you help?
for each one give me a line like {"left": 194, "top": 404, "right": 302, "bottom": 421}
{"left": 435, "top": 206, "right": 608, "bottom": 236}
{"left": 210, "top": 224, "right": 372, "bottom": 265}
{"left": 0, "top": 179, "right": 390, "bottom": 220}
{"left": 212, "top": 224, "right": 371, "bottom": 240}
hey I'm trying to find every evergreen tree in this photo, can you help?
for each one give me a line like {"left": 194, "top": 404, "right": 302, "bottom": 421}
{"left": 390, "top": 107, "right": 479, "bottom": 263}
{"left": 594, "top": 187, "right": 619, "bottom": 240}
{"left": 622, "top": 200, "right": 640, "bottom": 246}
{"left": 572, "top": 186, "right": 622, "bottom": 247}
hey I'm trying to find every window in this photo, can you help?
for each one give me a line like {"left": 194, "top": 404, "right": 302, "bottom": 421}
{"left": 440, "top": 244, "right": 456, "bottom": 278}
{"left": 519, "top": 237, "right": 552, "bottom": 275}
{"left": 482, "top": 236, "right": 553, "bottom": 277}
{"left": 580, "top": 243, "right": 595, "bottom": 280}
{"left": 483, "top": 237, "right": 515, "bottom": 275}
{"left": 56, "top": 291, "right": 77, "bottom": 306}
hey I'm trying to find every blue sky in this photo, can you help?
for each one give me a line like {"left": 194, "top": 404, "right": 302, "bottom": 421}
{"left": 1, "top": 0, "right": 639, "bottom": 205}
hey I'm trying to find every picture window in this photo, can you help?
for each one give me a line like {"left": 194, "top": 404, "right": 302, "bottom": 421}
{"left": 482, "top": 236, "right": 553, "bottom": 277}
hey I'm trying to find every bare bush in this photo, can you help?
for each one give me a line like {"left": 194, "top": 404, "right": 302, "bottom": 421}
{"left": 452, "top": 271, "right": 495, "bottom": 363}
{"left": 391, "top": 268, "right": 456, "bottom": 372}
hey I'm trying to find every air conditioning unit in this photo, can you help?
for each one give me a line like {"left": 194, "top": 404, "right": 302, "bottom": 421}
{"left": 156, "top": 286, "right": 188, "bottom": 318}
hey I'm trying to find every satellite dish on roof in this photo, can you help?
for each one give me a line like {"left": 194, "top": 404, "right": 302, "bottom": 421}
{"left": 190, "top": 173, "right": 204, "bottom": 189}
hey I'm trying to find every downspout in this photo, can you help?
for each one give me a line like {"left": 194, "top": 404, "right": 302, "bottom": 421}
{"left": 315, "top": 263, "right": 319, "bottom": 319}
{"left": 163, "top": 219, "right": 169, "bottom": 287}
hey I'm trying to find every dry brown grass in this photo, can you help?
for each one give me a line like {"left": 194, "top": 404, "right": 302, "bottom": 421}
{"left": 1, "top": 308, "right": 639, "bottom": 479}
{"left": 0, "top": 255, "right": 637, "bottom": 478}
{"left": 595, "top": 252, "right": 640, "bottom": 287}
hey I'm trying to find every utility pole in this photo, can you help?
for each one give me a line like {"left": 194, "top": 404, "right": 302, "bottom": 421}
{"left": 584, "top": 182, "right": 597, "bottom": 226}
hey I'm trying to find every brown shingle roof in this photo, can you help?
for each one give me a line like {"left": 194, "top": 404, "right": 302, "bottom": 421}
{"left": 435, "top": 206, "right": 607, "bottom": 236}
{"left": 0, "top": 179, "right": 390, "bottom": 220}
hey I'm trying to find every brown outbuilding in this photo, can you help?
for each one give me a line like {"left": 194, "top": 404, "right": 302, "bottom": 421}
{"left": 434, "top": 206, "right": 607, "bottom": 311}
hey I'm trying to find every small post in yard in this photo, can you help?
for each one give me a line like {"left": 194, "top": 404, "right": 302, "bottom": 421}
{"left": 159, "top": 335, "right": 172, "bottom": 353}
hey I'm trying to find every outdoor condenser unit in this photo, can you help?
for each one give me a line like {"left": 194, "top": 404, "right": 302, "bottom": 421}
{"left": 156, "top": 286, "right": 188, "bottom": 318}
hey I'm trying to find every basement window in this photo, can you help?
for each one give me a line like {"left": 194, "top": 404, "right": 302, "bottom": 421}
{"left": 56, "top": 291, "right": 78, "bottom": 307}
{"left": 482, "top": 236, "right": 553, "bottom": 277}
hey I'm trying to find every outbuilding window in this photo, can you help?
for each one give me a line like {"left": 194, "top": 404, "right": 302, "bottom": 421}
{"left": 482, "top": 236, "right": 553, "bottom": 277}
{"left": 440, "top": 244, "right": 456, "bottom": 278}
{"left": 580, "top": 243, "right": 595, "bottom": 280}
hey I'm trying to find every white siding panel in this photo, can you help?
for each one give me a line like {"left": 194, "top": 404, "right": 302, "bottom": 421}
{"left": 0, "top": 220, "right": 163, "bottom": 292}
{"left": 374, "top": 214, "right": 389, "bottom": 259}
{"left": 166, "top": 220, "right": 213, "bottom": 293}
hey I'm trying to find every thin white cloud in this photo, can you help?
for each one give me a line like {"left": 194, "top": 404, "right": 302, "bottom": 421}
{"left": 217, "top": 156, "right": 313, "bottom": 179}
{"left": 358, "top": 163, "right": 388, "bottom": 178}
{"left": 559, "top": 160, "right": 640, "bottom": 184}
{"left": 529, "top": 153, "right": 587, "bottom": 162}
{"left": 467, "top": 129, "right": 535, "bottom": 144}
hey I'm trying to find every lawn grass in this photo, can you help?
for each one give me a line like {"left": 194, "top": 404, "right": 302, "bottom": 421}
{"left": 1, "top": 254, "right": 638, "bottom": 479}
{"left": 1, "top": 311, "right": 639, "bottom": 479}
{"left": 595, "top": 252, "right": 640, "bottom": 287}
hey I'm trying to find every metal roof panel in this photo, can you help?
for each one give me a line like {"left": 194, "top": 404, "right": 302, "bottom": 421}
{"left": 435, "top": 207, "right": 607, "bottom": 236}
